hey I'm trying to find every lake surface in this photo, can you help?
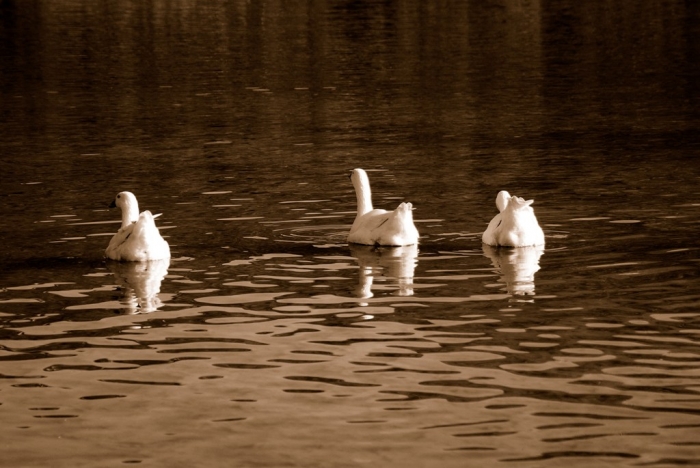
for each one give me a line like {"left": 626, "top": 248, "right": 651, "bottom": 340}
{"left": 1, "top": 1, "right": 700, "bottom": 467}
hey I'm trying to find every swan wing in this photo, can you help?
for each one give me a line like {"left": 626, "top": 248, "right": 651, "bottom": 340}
{"left": 377, "top": 202, "right": 418, "bottom": 245}
{"left": 105, "top": 222, "right": 136, "bottom": 260}
{"left": 359, "top": 209, "right": 392, "bottom": 232}
{"left": 348, "top": 209, "right": 389, "bottom": 244}
{"left": 482, "top": 213, "right": 502, "bottom": 246}
{"left": 348, "top": 203, "right": 418, "bottom": 246}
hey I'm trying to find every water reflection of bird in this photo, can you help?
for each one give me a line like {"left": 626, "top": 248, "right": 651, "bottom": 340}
{"left": 105, "top": 191, "right": 171, "bottom": 261}
{"left": 349, "top": 244, "right": 418, "bottom": 298}
{"left": 108, "top": 259, "right": 170, "bottom": 313}
{"left": 482, "top": 190, "right": 545, "bottom": 247}
{"left": 483, "top": 245, "right": 543, "bottom": 296}
{"left": 347, "top": 169, "right": 419, "bottom": 246}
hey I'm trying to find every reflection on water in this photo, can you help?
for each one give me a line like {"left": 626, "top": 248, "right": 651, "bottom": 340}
{"left": 1, "top": 0, "right": 700, "bottom": 467}
{"left": 350, "top": 244, "right": 418, "bottom": 299}
{"left": 3, "top": 247, "right": 700, "bottom": 467}
{"left": 483, "top": 244, "right": 544, "bottom": 297}
{"left": 108, "top": 259, "right": 170, "bottom": 314}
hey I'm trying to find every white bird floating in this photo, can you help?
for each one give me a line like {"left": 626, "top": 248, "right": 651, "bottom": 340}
{"left": 347, "top": 168, "right": 419, "bottom": 246}
{"left": 105, "top": 191, "right": 171, "bottom": 262}
{"left": 482, "top": 190, "right": 545, "bottom": 247}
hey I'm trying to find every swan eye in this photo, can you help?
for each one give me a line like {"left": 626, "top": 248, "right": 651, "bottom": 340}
{"left": 117, "top": 195, "right": 121, "bottom": 199}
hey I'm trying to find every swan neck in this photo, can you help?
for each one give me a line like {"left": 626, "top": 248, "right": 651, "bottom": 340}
{"left": 356, "top": 184, "right": 373, "bottom": 215}
{"left": 121, "top": 203, "right": 140, "bottom": 228}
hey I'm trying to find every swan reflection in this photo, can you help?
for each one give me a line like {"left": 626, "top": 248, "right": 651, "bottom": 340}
{"left": 349, "top": 244, "right": 418, "bottom": 299}
{"left": 108, "top": 259, "right": 170, "bottom": 313}
{"left": 483, "top": 245, "right": 543, "bottom": 297}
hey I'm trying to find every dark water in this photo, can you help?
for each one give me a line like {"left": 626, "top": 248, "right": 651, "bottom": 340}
{"left": 1, "top": 1, "right": 700, "bottom": 467}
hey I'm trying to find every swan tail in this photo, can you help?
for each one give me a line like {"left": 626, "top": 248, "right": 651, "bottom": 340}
{"left": 395, "top": 202, "right": 413, "bottom": 217}
{"left": 379, "top": 203, "right": 418, "bottom": 245}
{"left": 387, "top": 203, "right": 414, "bottom": 230}
{"left": 132, "top": 211, "right": 158, "bottom": 240}
{"left": 131, "top": 211, "right": 170, "bottom": 259}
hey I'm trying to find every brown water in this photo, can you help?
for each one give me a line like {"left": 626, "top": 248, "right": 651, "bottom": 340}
{"left": 1, "top": 1, "right": 700, "bottom": 467}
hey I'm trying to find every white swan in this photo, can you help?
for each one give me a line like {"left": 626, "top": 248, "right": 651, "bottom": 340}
{"left": 347, "top": 169, "right": 419, "bottom": 246}
{"left": 105, "top": 191, "right": 171, "bottom": 261}
{"left": 482, "top": 190, "right": 545, "bottom": 247}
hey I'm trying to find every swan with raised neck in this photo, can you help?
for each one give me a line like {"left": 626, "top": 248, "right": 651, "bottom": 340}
{"left": 105, "top": 191, "right": 171, "bottom": 261}
{"left": 347, "top": 168, "right": 419, "bottom": 246}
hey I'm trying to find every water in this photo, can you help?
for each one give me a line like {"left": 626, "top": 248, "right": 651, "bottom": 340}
{"left": 1, "top": 1, "right": 700, "bottom": 466}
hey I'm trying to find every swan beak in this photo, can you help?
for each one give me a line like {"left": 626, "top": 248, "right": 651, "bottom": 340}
{"left": 109, "top": 199, "right": 117, "bottom": 208}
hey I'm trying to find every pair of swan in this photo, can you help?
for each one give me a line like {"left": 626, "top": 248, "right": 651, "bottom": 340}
{"left": 105, "top": 169, "right": 545, "bottom": 262}
{"left": 347, "top": 168, "right": 545, "bottom": 248}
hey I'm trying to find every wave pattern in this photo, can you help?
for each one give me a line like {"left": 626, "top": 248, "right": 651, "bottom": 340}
{"left": 1, "top": 239, "right": 699, "bottom": 467}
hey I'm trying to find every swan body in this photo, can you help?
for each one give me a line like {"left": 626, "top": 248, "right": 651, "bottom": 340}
{"left": 482, "top": 190, "right": 545, "bottom": 247}
{"left": 347, "top": 169, "right": 419, "bottom": 246}
{"left": 105, "top": 191, "right": 171, "bottom": 261}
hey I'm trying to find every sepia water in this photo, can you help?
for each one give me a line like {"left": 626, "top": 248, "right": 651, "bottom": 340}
{"left": 1, "top": 1, "right": 700, "bottom": 467}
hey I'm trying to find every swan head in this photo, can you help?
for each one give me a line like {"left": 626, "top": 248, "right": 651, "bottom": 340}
{"left": 495, "top": 190, "right": 511, "bottom": 212}
{"left": 110, "top": 191, "right": 140, "bottom": 225}
{"left": 350, "top": 168, "right": 370, "bottom": 188}
{"left": 507, "top": 196, "right": 534, "bottom": 211}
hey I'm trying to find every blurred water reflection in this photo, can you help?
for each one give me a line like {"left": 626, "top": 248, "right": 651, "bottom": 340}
{"left": 483, "top": 245, "right": 544, "bottom": 297}
{"left": 108, "top": 259, "right": 170, "bottom": 314}
{"left": 350, "top": 244, "right": 418, "bottom": 299}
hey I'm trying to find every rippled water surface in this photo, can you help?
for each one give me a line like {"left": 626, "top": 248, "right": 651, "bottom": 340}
{"left": 1, "top": 1, "right": 700, "bottom": 467}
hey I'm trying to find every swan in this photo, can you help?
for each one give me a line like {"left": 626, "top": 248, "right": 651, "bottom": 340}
{"left": 482, "top": 190, "right": 545, "bottom": 247}
{"left": 347, "top": 168, "right": 419, "bottom": 246}
{"left": 105, "top": 191, "right": 171, "bottom": 261}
